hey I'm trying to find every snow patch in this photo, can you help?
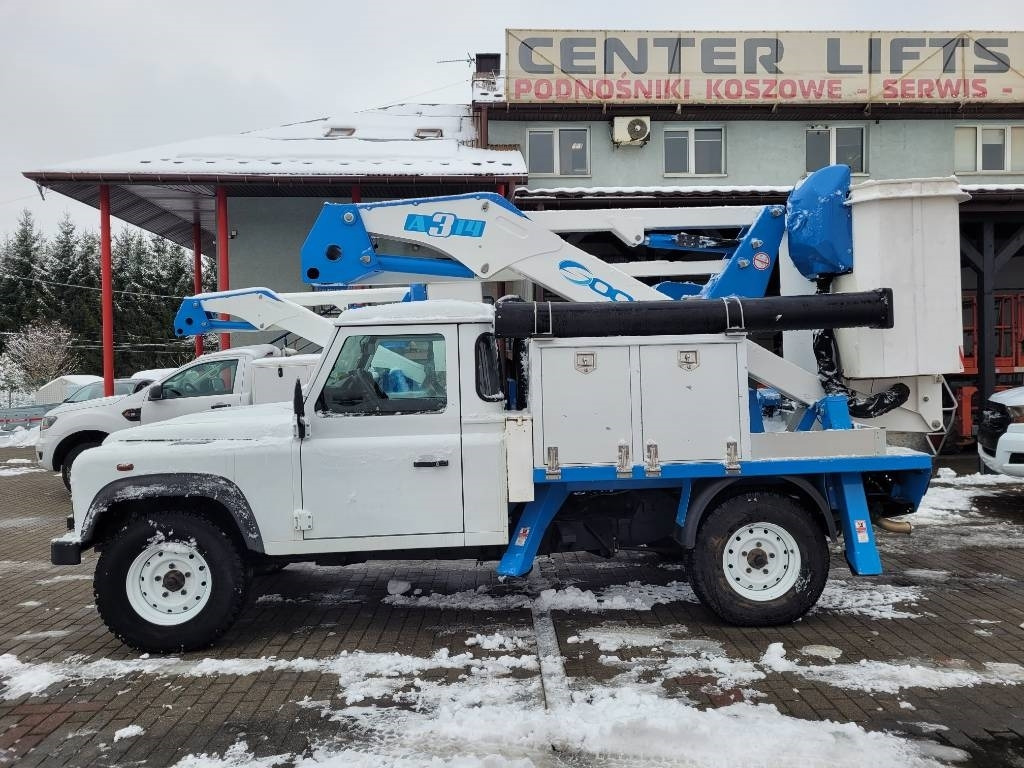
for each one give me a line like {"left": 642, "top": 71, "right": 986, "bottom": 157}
{"left": 113, "top": 724, "right": 144, "bottom": 742}
{"left": 0, "top": 466, "right": 44, "bottom": 477}
{"left": 815, "top": 580, "right": 924, "bottom": 619}
{"left": 386, "top": 579, "right": 411, "bottom": 596}
{"left": 0, "top": 427, "right": 39, "bottom": 448}
{"left": 35, "top": 574, "right": 91, "bottom": 585}
{"left": 13, "top": 630, "right": 71, "bottom": 642}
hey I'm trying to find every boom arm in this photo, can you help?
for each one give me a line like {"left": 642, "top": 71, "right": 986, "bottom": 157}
{"left": 173, "top": 286, "right": 412, "bottom": 348}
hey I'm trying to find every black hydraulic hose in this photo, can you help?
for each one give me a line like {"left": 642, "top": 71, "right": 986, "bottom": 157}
{"left": 812, "top": 328, "right": 910, "bottom": 419}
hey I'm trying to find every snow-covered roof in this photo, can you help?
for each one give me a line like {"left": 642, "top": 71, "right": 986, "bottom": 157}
{"left": 336, "top": 299, "right": 494, "bottom": 326}
{"left": 518, "top": 184, "right": 792, "bottom": 197}
{"left": 32, "top": 104, "right": 525, "bottom": 179}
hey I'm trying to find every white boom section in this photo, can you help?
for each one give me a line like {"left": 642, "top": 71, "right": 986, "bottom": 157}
{"left": 185, "top": 287, "right": 409, "bottom": 349}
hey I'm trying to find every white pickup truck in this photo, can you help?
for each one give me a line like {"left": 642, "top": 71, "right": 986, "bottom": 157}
{"left": 37, "top": 345, "right": 318, "bottom": 488}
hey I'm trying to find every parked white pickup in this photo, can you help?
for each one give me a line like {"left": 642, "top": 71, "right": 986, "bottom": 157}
{"left": 37, "top": 345, "right": 318, "bottom": 488}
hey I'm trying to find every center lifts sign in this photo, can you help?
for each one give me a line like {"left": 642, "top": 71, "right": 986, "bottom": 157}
{"left": 506, "top": 30, "right": 1024, "bottom": 105}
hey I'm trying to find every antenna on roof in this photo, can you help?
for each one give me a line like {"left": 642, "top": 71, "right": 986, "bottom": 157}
{"left": 436, "top": 53, "right": 474, "bottom": 66}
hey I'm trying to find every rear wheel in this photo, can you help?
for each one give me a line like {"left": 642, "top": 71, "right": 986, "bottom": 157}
{"left": 61, "top": 441, "right": 102, "bottom": 491}
{"left": 686, "top": 490, "right": 828, "bottom": 626}
{"left": 95, "top": 511, "right": 249, "bottom": 652}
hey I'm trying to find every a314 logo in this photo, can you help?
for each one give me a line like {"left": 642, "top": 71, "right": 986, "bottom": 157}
{"left": 558, "top": 260, "right": 635, "bottom": 302}
{"left": 404, "top": 212, "right": 485, "bottom": 238}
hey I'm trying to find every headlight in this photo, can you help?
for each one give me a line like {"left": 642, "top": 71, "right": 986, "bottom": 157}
{"left": 40, "top": 416, "right": 58, "bottom": 431}
{"left": 1008, "top": 406, "right": 1024, "bottom": 423}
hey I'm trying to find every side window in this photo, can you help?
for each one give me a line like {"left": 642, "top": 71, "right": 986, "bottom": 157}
{"left": 317, "top": 333, "right": 447, "bottom": 416}
{"left": 806, "top": 126, "right": 866, "bottom": 173}
{"left": 161, "top": 360, "right": 238, "bottom": 399}
{"left": 475, "top": 333, "right": 504, "bottom": 403}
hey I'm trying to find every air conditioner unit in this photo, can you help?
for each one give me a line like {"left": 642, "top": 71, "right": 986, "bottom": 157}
{"left": 612, "top": 116, "right": 651, "bottom": 146}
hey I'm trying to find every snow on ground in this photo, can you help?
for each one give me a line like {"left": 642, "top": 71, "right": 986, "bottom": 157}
{"left": 113, "top": 724, "right": 145, "bottom": 742}
{"left": 0, "top": 427, "right": 39, "bottom": 448}
{"left": 168, "top": 677, "right": 967, "bottom": 768}
{"left": 814, "top": 580, "right": 925, "bottom": 620}
{"left": 0, "top": 466, "right": 44, "bottom": 477}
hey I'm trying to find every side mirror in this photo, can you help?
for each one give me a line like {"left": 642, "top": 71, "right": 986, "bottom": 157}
{"left": 148, "top": 383, "right": 164, "bottom": 401}
{"left": 293, "top": 379, "right": 307, "bottom": 440}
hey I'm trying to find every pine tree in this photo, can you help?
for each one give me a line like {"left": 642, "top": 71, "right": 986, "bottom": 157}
{"left": 0, "top": 210, "right": 46, "bottom": 343}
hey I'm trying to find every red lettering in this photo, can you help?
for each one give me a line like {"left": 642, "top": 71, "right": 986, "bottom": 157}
{"left": 917, "top": 80, "right": 935, "bottom": 98}
{"left": 972, "top": 78, "right": 988, "bottom": 97}
{"left": 778, "top": 79, "right": 797, "bottom": 99}
{"left": 616, "top": 78, "right": 632, "bottom": 99}
{"left": 723, "top": 79, "right": 742, "bottom": 99}
{"left": 534, "top": 79, "right": 552, "bottom": 100}
{"left": 882, "top": 79, "right": 898, "bottom": 98}
{"left": 634, "top": 79, "right": 652, "bottom": 99}
{"left": 799, "top": 79, "right": 826, "bottom": 99}
{"left": 514, "top": 79, "right": 533, "bottom": 99}
{"left": 763, "top": 79, "right": 777, "bottom": 99}
{"left": 574, "top": 80, "right": 593, "bottom": 99}
{"left": 746, "top": 79, "right": 760, "bottom": 99}
{"left": 827, "top": 80, "right": 841, "bottom": 99}
{"left": 555, "top": 79, "right": 572, "bottom": 99}
{"left": 900, "top": 79, "right": 916, "bottom": 99}
{"left": 666, "top": 79, "right": 682, "bottom": 99}
{"left": 683, "top": 79, "right": 690, "bottom": 99}
{"left": 707, "top": 79, "right": 723, "bottom": 98}
{"left": 595, "top": 79, "right": 613, "bottom": 99}
{"left": 936, "top": 79, "right": 964, "bottom": 98}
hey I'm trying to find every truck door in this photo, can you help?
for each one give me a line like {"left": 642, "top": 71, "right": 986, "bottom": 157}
{"left": 141, "top": 357, "right": 245, "bottom": 424}
{"left": 299, "top": 325, "right": 464, "bottom": 539}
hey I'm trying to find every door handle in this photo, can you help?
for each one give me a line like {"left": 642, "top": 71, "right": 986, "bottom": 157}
{"left": 413, "top": 458, "right": 449, "bottom": 468}
{"left": 210, "top": 403, "right": 232, "bottom": 409}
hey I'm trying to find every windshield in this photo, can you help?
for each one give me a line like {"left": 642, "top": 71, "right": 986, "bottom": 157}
{"left": 64, "top": 379, "right": 136, "bottom": 402}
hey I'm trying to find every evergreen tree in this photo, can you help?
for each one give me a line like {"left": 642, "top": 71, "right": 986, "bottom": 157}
{"left": 0, "top": 210, "right": 46, "bottom": 343}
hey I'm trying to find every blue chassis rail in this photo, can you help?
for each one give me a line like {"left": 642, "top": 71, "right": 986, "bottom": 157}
{"left": 496, "top": 450, "right": 931, "bottom": 579}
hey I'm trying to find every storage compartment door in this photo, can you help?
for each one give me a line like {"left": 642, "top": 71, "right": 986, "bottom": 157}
{"left": 538, "top": 346, "right": 632, "bottom": 467}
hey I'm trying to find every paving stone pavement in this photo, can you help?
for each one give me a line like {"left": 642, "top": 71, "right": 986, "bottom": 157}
{"left": 1, "top": 444, "right": 1024, "bottom": 766}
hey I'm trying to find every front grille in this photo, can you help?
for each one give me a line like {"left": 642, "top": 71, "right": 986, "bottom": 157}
{"left": 978, "top": 401, "right": 1011, "bottom": 455}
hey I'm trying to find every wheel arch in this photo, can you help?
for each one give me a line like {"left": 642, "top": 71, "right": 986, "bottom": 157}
{"left": 83, "top": 473, "right": 264, "bottom": 555}
{"left": 675, "top": 475, "right": 835, "bottom": 550}
{"left": 54, "top": 430, "right": 108, "bottom": 470}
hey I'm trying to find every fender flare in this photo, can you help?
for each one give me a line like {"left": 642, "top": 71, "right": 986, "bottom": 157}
{"left": 675, "top": 475, "right": 835, "bottom": 549}
{"left": 81, "top": 473, "right": 264, "bottom": 553}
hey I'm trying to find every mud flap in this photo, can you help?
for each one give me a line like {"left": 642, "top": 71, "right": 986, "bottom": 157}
{"left": 496, "top": 484, "right": 569, "bottom": 577}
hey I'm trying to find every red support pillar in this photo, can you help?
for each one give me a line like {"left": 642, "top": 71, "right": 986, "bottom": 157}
{"left": 215, "top": 187, "right": 230, "bottom": 350}
{"left": 99, "top": 185, "right": 114, "bottom": 396}
{"left": 192, "top": 221, "right": 204, "bottom": 357}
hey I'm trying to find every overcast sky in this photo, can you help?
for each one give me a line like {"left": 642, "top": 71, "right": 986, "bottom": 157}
{"left": 1, "top": 0, "right": 1021, "bottom": 238}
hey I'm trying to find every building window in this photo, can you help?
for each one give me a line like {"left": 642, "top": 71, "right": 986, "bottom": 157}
{"left": 528, "top": 128, "right": 589, "bottom": 176}
{"left": 955, "top": 126, "right": 1024, "bottom": 173}
{"left": 806, "top": 126, "right": 866, "bottom": 173}
{"left": 664, "top": 128, "right": 724, "bottom": 175}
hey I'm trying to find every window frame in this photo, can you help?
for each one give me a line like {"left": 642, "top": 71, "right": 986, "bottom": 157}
{"left": 315, "top": 332, "right": 448, "bottom": 417}
{"left": 474, "top": 333, "right": 505, "bottom": 403}
{"left": 954, "top": 125, "right": 1024, "bottom": 174}
{"left": 804, "top": 124, "right": 868, "bottom": 175}
{"left": 159, "top": 359, "right": 238, "bottom": 400}
{"left": 527, "top": 127, "right": 591, "bottom": 178}
{"left": 662, "top": 125, "right": 726, "bottom": 177}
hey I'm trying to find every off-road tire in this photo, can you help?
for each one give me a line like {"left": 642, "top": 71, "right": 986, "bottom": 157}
{"left": 95, "top": 510, "right": 249, "bottom": 652}
{"left": 686, "top": 490, "right": 829, "bottom": 626}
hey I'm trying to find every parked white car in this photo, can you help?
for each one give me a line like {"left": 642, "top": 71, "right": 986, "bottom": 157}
{"left": 977, "top": 386, "right": 1024, "bottom": 476}
{"left": 37, "top": 346, "right": 317, "bottom": 488}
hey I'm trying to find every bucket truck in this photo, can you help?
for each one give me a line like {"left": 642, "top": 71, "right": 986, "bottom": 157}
{"left": 50, "top": 167, "right": 967, "bottom": 652}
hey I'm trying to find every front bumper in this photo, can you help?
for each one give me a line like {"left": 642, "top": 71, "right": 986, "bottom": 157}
{"left": 36, "top": 432, "right": 57, "bottom": 471}
{"left": 50, "top": 536, "right": 82, "bottom": 566}
{"left": 978, "top": 428, "right": 1024, "bottom": 477}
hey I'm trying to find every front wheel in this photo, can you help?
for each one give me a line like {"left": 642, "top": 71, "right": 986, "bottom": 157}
{"left": 685, "top": 491, "right": 829, "bottom": 626}
{"left": 95, "top": 511, "right": 250, "bottom": 652}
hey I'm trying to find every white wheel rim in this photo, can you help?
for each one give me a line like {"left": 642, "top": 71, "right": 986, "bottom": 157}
{"left": 125, "top": 541, "right": 212, "bottom": 626}
{"left": 722, "top": 522, "right": 800, "bottom": 602}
